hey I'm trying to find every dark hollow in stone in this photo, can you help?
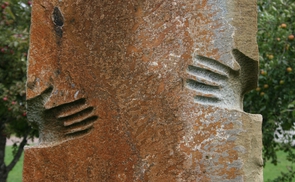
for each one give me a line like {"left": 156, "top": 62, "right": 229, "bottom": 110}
{"left": 53, "top": 7, "right": 64, "bottom": 27}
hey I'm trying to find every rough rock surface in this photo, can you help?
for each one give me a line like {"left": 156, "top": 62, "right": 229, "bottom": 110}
{"left": 24, "top": 0, "right": 263, "bottom": 181}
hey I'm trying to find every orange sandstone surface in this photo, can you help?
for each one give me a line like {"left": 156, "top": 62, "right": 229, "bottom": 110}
{"left": 24, "top": 0, "right": 262, "bottom": 181}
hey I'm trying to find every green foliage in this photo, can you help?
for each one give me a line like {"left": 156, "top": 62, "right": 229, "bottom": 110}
{"left": 244, "top": 0, "right": 295, "bottom": 172}
{"left": 0, "top": 0, "right": 36, "bottom": 138}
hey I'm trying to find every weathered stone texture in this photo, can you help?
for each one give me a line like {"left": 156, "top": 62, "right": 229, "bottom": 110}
{"left": 24, "top": 0, "right": 262, "bottom": 181}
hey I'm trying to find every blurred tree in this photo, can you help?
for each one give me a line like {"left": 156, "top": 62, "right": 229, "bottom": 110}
{"left": 0, "top": 0, "right": 36, "bottom": 181}
{"left": 244, "top": 0, "right": 295, "bottom": 180}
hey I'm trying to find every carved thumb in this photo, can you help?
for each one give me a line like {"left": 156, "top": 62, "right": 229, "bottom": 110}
{"left": 232, "top": 49, "right": 259, "bottom": 95}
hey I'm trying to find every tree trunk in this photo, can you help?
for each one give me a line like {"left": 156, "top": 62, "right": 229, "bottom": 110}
{"left": 0, "top": 121, "right": 28, "bottom": 182}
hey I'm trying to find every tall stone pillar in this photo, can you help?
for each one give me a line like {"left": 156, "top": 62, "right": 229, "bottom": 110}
{"left": 24, "top": 0, "right": 263, "bottom": 181}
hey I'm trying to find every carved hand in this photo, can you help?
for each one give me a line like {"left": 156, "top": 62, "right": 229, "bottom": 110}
{"left": 185, "top": 49, "right": 258, "bottom": 110}
{"left": 27, "top": 87, "right": 98, "bottom": 144}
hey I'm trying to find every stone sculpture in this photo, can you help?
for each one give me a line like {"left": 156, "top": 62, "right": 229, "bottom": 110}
{"left": 24, "top": 0, "right": 263, "bottom": 181}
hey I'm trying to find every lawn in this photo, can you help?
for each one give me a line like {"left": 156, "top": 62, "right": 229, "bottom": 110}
{"left": 264, "top": 150, "right": 295, "bottom": 181}
{"left": 5, "top": 146, "right": 23, "bottom": 182}
{"left": 4, "top": 145, "right": 295, "bottom": 182}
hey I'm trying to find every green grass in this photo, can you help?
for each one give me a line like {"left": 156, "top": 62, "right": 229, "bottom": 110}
{"left": 3, "top": 145, "right": 295, "bottom": 182}
{"left": 5, "top": 146, "right": 23, "bottom": 182}
{"left": 264, "top": 150, "right": 295, "bottom": 181}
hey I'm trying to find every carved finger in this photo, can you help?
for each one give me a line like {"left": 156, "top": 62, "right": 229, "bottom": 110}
{"left": 186, "top": 78, "right": 221, "bottom": 104}
{"left": 192, "top": 55, "right": 236, "bottom": 77}
{"left": 194, "top": 95, "right": 221, "bottom": 104}
{"left": 64, "top": 115, "right": 98, "bottom": 137}
{"left": 187, "top": 65, "right": 228, "bottom": 87}
{"left": 47, "top": 98, "right": 86, "bottom": 115}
